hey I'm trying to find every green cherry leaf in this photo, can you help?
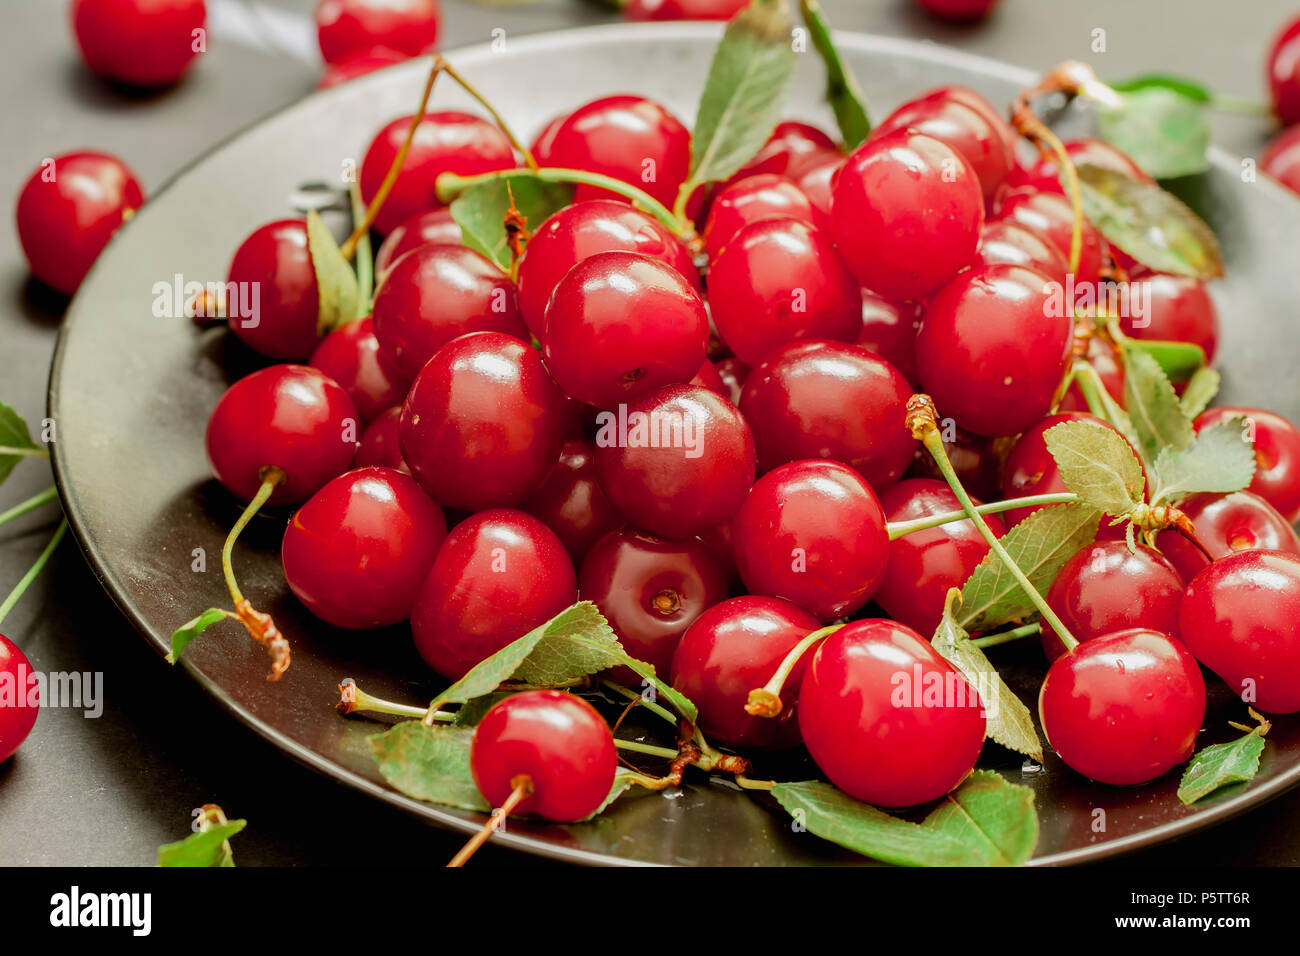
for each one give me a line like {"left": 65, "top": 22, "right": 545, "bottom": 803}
{"left": 450, "top": 692, "right": 516, "bottom": 727}
{"left": 1178, "top": 715, "right": 1270, "bottom": 806}
{"left": 369, "top": 722, "right": 491, "bottom": 812}
{"left": 166, "top": 608, "right": 228, "bottom": 664}
{"left": 799, "top": 0, "right": 869, "bottom": 148}
{"left": 681, "top": 0, "right": 798, "bottom": 201}
{"left": 931, "top": 596, "right": 1043, "bottom": 763}
{"left": 1179, "top": 366, "right": 1221, "bottom": 419}
{"left": 0, "top": 401, "right": 42, "bottom": 487}
{"left": 1107, "top": 73, "right": 1213, "bottom": 104}
{"left": 157, "top": 818, "right": 247, "bottom": 867}
{"left": 306, "top": 209, "right": 360, "bottom": 336}
{"left": 1097, "top": 86, "right": 1211, "bottom": 179}
{"left": 1072, "top": 162, "right": 1223, "bottom": 279}
{"left": 1042, "top": 418, "right": 1145, "bottom": 518}
{"left": 1122, "top": 337, "right": 1206, "bottom": 383}
{"left": 1122, "top": 347, "right": 1195, "bottom": 467}
{"left": 920, "top": 771, "right": 1039, "bottom": 866}
{"left": 956, "top": 502, "right": 1102, "bottom": 632}
{"left": 1151, "top": 417, "right": 1257, "bottom": 506}
{"left": 449, "top": 172, "right": 575, "bottom": 272}
{"left": 579, "top": 770, "right": 640, "bottom": 821}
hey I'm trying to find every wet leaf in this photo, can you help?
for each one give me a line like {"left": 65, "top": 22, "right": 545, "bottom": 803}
{"left": 1178, "top": 721, "right": 1269, "bottom": 805}
{"left": 369, "top": 722, "right": 490, "bottom": 812}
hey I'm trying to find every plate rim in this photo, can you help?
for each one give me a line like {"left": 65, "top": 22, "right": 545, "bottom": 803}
{"left": 46, "top": 19, "right": 1300, "bottom": 867}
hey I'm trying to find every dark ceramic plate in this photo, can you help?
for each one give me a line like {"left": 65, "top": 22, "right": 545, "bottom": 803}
{"left": 48, "top": 22, "right": 1300, "bottom": 866}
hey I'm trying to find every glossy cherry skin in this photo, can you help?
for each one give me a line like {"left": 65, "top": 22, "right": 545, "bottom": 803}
{"left": 1118, "top": 274, "right": 1220, "bottom": 363}
{"left": 690, "top": 359, "right": 727, "bottom": 396}
{"left": 281, "top": 466, "right": 446, "bottom": 628}
{"left": 522, "top": 440, "right": 622, "bottom": 565}
{"left": 794, "top": 152, "right": 844, "bottom": 220}
{"left": 974, "top": 219, "right": 1069, "bottom": 287}
{"left": 352, "top": 406, "right": 409, "bottom": 474}
{"left": 832, "top": 129, "right": 984, "bottom": 302}
{"left": 1039, "top": 628, "right": 1205, "bottom": 785}
{"left": 800, "top": 619, "right": 986, "bottom": 807}
{"left": 1181, "top": 550, "right": 1300, "bottom": 714}
{"left": 371, "top": 243, "right": 528, "bottom": 379}
{"left": 624, "top": 0, "right": 748, "bottom": 21}
{"left": 912, "top": 0, "right": 999, "bottom": 20}
{"left": 594, "top": 385, "right": 756, "bottom": 540}
{"left": 702, "top": 174, "right": 824, "bottom": 259}
{"left": 359, "top": 112, "right": 516, "bottom": 235}
{"left": 72, "top": 0, "right": 206, "bottom": 87}
{"left": 733, "top": 460, "right": 889, "bottom": 622}
{"left": 544, "top": 251, "right": 708, "bottom": 408}
{"left": 206, "top": 365, "right": 359, "bottom": 506}
{"left": 1269, "top": 15, "right": 1300, "bottom": 125}
{"left": 1155, "top": 491, "right": 1300, "bottom": 583}
{"left": 670, "top": 596, "right": 820, "bottom": 750}
{"left": 994, "top": 189, "right": 1104, "bottom": 286}
{"left": 917, "top": 264, "right": 1072, "bottom": 437}
{"left": 225, "top": 219, "right": 320, "bottom": 360}
{"left": 315, "top": 0, "right": 439, "bottom": 65}
{"left": 1040, "top": 541, "right": 1185, "bottom": 662}
{"left": 0, "top": 634, "right": 39, "bottom": 764}
{"left": 875, "top": 479, "right": 1006, "bottom": 636}
{"left": 738, "top": 121, "right": 840, "bottom": 181}
{"left": 470, "top": 690, "right": 616, "bottom": 821}
{"left": 1262, "top": 125, "right": 1300, "bottom": 195}
{"left": 544, "top": 95, "right": 691, "bottom": 208}
{"left": 309, "top": 316, "right": 412, "bottom": 424}
{"left": 412, "top": 510, "right": 577, "bottom": 679}
{"left": 1195, "top": 407, "right": 1300, "bottom": 522}
{"left": 709, "top": 218, "right": 861, "bottom": 366}
{"left": 999, "top": 412, "right": 1125, "bottom": 527}
{"left": 15, "top": 151, "right": 145, "bottom": 295}
{"left": 856, "top": 291, "right": 921, "bottom": 386}
{"left": 516, "top": 200, "right": 699, "bottom": 336}
{"left": 399, "top": 332, "right": 572, "bottom": 511}
{"left": 739, "top": 340, "right": 915, "bottom": 487}
{"left": 317, "top": 47, "right": 409, "bottom": 89}
{"left": 373, "top": 209, "right": 462, "bottom": 278}
{"left": 872, "top": 86, "right": 1015, "bottom": 199}
{"left": 579, "top": 528, "right": 729, "bottom": 677}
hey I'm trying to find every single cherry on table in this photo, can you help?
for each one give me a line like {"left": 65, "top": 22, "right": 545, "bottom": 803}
{"left": 0, "top": 634, "right": 39, "bottom": 764}
{"left": 315, "top": 0, "right": 440, "bottom": 66}
{"left": 71, "top": 0, "right": 207, "bottom": 88}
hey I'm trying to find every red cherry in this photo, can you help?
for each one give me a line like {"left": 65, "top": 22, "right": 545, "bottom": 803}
{"left": 579, "top": 528, "right": 729, "bottom": 677}
{"left": 702, "top": 174, "right": 824, "bottom": 259}
{"left": 1040, "top": 541, "right": 1185, "bottom": 662}
{"left": 359, "top": 112, "right": 516, "bottom": 235}
{"left": 71, "top": 0, "right": 206, "bottom": 87}
{"left": 225, "top": 219, "right": 320, "bottom": 360}
{"left": 309, "top": 316, "right": 412, "bottom": 424}
{"left": 206, "top": 365, "right": 358, "bottom": 506}
{"left": 732, "top": 459, "right": 888, "bottom": 621}
{"left": 1118, "top": 274, "right": 1220, "bottom": 363}
{"left": 906, "top": 426, "right": 1000, "bottom": 502}
{"left": 1262, "top": 125, "right": 1300, "bottom": 195}
{"left": 544, "top": 95, "right": 691, "bottom": 209}
{"left": 528, "top": 114, "right": 566, "bottom": 165}
{"left": 411, "top": 510, "right": 576, "bottom": 679}
{"left": 875, "top": 479, "right": 1006, "bottom": 635}
{"left": 912, "top": 0, "right": 1000, "bottom": 20}
{"left": 317, "top": 47, "right": 410, "bottom": 89}
{"left": 516, "top": 200, "right": 699, "bottom": 336}
{"left": 1022, "top": 137, "right": 1152, "bottom": 194}
{"left": 670, "top": 596, "right": 820, "bottom": 750}
{"left": 1268, "top": 15, "right": 1300, "bottom": 125}
{"left": 315, "top": 0, "right": 439, "bottom": 66}
{"left": 856, "top": 290, "right": 922, "bottom": 386}
{"left": 739, "top": 340, "right": 916, "bottom": 487}
{"left": 794, "top": 152, "right": 844, "bottom": 219}
{"left": 800, "top": 619, "right": 986, "bottom": 807}
{"left": 873, "top": 86, "right": 1015, "bottom": 199}
{"left": 624, "top": 0, "right": 748, "bottom": 21}
{"left": 916, "top": 264, "right": 1072, "bottom": 437}
{"left": 373, "top": 209, "right": 462, "bottom": 278}
{"left": 281, "top": 466, "right": 446, "bottom": 628}
{"left": 352, "top": 406, "right": 409, "bottom": 474}
{"left": 543, "top": 251, "right": 708, "bottom": 408}
{"left": 1194, "top": 407, "right": 1300, "bottom": 522}
{"left": 1181, "top": 549, "right": 1300, "bottom": 714}
{"left": 995, "top": 189, "right": 1103, "bottom": 286}
{"left": 713, "top": 357, "right": 750, "bottom": 407}
{"left": 470, "top": 690, "right": 616, "bottom": 822}
{"left": 399, "top": 331, "right": 572, "bottom": 511}
{"left": 689, "top": 359, "right": 727, "bottom": 396}
{"left": 738, "top": 121, "right": 840, "bottom": 181}
{"left": 973, "top": 219, "right": 1069, "bottom": 287}
{"left": 522, "top": 439, "right": 622, "bottom": 565}
{"left": 999, "top": 412, "right": 1128, "bottom": 527}
{"left": 371, "top": 243, "right": 527, "bottom": 379}
{"left": 1155, "top": 491, "right": 1300, "bottom": 582}
{"left": 1039, "top": 628, "right": 1205, "bottom": 785}
{"left": 0, "top": 635, "right": 39, "bottom": 764}
{"left": 832, "top": 129, "right": 984, "bottom": 302}
{"left": 708, "top": 218, "right": 861, "bottom": 365}
{"left": 593, "top": 385, "right": 755, "bottom": 539}
{"left": 1058, "top": 335, "right": 1125, "bottom": 413}
{"left": 15, "top": 151, "right": 145, "bottom": 295}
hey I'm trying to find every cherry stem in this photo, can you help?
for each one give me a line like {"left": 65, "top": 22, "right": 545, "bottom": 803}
{"left": 221, "top": 468, "right": 284, "bottom": 608}
{"left": 733, "top": 775, "right": 776, "bottom": 792}
{"left": 436, "top": 58, "right": 539, "bottom": 172}
{"left": 909, "top": 395, "right": 1081, "bottom": 652}
{"left": 599, "top": 678, "right": 679, "bottom": 727}
{"left": 1208, "top": 95, "right": 1270, "bottom": 117}
{"left": 1068, "top": 358, "right": 1109, "bottom": 420}
{"left": 0, "top": 446, "right": 49, "bottom": 460}
{"left": 0, "top": 517, "right": 67, "bottom": 629}
{"left": 446, "top": 775, "right": 533, "bottom": 868}
{"left": 436, "top": 168, "right": 683, "bottom": 234}
{"left": 886, "top": 493, "right": 1080, "bottom": 540}
{"left": 0, "top": 486, "right": 58, "bottom": 529}
{"left": 612, "top": 738, "right": 680, "bottom": 760}
{"left": 971, "top": 621, "right": 1041, "bottom": 649}
{"left": 221, "top": 467, "right": 290, "bottom": 680}
{"left": 746, "top": 623, "right": 845, "bottom": 718}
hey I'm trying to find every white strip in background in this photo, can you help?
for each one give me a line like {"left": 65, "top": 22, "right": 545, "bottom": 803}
{"left": 207, "top": 0, "right": 321, "bottom": 64}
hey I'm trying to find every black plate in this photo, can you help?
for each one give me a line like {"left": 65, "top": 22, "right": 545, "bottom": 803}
{"left": 48, "top": 22, "right": 1300, "bottom": 865}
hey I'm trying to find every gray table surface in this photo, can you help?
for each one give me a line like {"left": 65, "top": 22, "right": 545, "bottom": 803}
{"left": 1, "top": 0, "right": 1297, "bottom": 867}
